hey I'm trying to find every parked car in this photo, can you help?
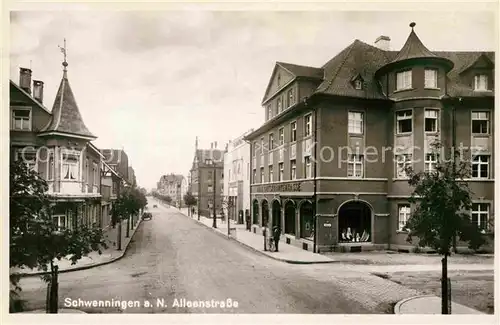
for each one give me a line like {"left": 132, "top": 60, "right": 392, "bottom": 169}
{"left": 153, "top": 204, "right": 158, "bottom": 208}
{"left": 142, "top": 212, "right": 153, "bottom": 220}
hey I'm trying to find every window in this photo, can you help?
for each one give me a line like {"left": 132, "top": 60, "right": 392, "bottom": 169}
{"left": 425, "top": 109, "right": 438, "bottom": 132}
{"left": 395, "top": 154, "right": 412, "bottom": 178}
{"left": 269, "top": 165, "right": 274, "bottom": 182}
{"left": 424, "top": 69, "right": 438, "bottom": 88}
{"left": 396, "top": 110, "right": 412, "bottom": 134}
{"left": 398, "top": 204, "right": 411, "bottom": 231}
{"left": 261, "top": 137, "right": 265, "bottom": 153}
{"left": 354, "top": 79, "right": 362, "bottom": 90}
{"left": 474, "top": 75, "right": 488, "bottom": 91}
{"left": 290, "top": 160, "right": 296, "bottom": 180}
{"left": 47, "top": 150, "right": 54, "bottom": 180}
{"left": 253, "top": 169, "right": 257, "bottom": 184}
{"left": 17, "top": 148, "right": 37, "bottom": 172}
{"left": 53, "top": 215, "right": 68, "bottom": 231}
{"left": 278, "top": 163, "right": 284, "bottom": 181}
{"left": 304, "top": 156, "right": 311, "bottom": 178}
{"left": 287, "top": 89, "right": 295, "bottom": 107}
{"left": 471, "top": 203, "right": 490, "bottom": 232}
{"left": 471, "top": 111, "right": 489, "bottom": 134}
{"left": 277, "top": 97, "right": 283, "bottom": 113}
{"left": 62, "top": 151, "right": 79, "bottom": 180}
{"left": 269, "top": 133, "right": 274, "bottom": 150}
{"left": 11, "top": 108, "right": 31, "bottom": 131}
{"left": 347, "top": 155, "right": 363, "bottom": 178}
{"left": 424, "top": 153, "right": 438, "bottom": 173}
{"left": 252, "top": 142, "right": 257, "bottom": 157}
{"left": 277, "top": 73, "right": 281, "bottom": 86}
{"left": 290, "top": 121, "right": 297, "bottom": 142}
{"left": 278, "top": 128, "right": 284, "bottom": 146}
{"left": 208, "top": 184, "right": 213, "bottom": 192}
{"left": 208, "top": 171, "right": 213, "bottom": 180}
{"left": 260, "top": 167, "right": 264, "bottom": 183}
{"left": 304, "top": 114, "right": 312, "bottom": 137}
{"left": 472, "top": 155, "right": 489, "bottom": 179}
{"left": 348, "top": 111, "right": 364, "bottom": 134}
{"left": 396, "top": 70, "right": 412, "bottom": 90}
{"left": 267, "top": 105, "right": 272, "bottom": 120}
{"left": 93, "top": 162, "right": 98, "bottom": 185}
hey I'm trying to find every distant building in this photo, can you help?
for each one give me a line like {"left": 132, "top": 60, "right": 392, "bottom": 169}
{"left": 190, "top": 138, "right": 225, "bottom": 217}
{"left": 128, "top": 166, "right": 136, "bottom": 187}
{"left": 157, "top": 173, "right": 187, "bottom": 207}
{"left": 223, "top": 129, "right": 253, "bottom": 224}
{"left": 101, "top": 149, "right": 129, "bottom": 183}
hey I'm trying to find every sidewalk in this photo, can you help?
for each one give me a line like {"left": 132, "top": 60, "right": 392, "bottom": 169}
{"left": 177, "top": 207, "right": 335, "bottom": 264}
{"left": 394, "top": 295, "right": 484, "bottom": 314}
{"left": 11, "top": 217, "right": 142, "bottom": 276}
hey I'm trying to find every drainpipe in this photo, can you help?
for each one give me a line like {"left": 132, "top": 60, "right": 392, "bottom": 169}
{"left": 308, "top": 97, "right": 318, "bottom": 254}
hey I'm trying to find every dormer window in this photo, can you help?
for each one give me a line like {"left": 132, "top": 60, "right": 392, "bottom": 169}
{"left": 277, "top": 97, "right": 283, "bottom": 113}
{"left": 396, "top": 70, "right": 412, "bottom": 90}
{"left": 267, "top": 104, "right": 272, "bottom": 120}
{"left": 354, "top": 80, "right": 363, "bottom": 90}
{"left": 474, "top": 74, "right": 488, "bottom": 91}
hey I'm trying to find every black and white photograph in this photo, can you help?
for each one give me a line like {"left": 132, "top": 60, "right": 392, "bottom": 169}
{"left": 4, "top": 1, "right": 497, "bottom": 323}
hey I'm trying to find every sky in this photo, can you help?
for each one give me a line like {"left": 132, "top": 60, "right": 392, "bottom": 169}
{"left": 9, "top": 9, "right": 495, "bottom": 190}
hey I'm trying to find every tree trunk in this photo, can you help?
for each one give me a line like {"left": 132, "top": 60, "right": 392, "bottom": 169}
{"left": 126, "top": 216, "right": 130, "bottom": 238}
{"left": 47, "top": 262, "right": 59, "bottom": 313}
{"left": 117, "top": 220, "right": 122, "bottom": 250}
{"left": 441, "top": 253, "right": 450, "bottom": 314}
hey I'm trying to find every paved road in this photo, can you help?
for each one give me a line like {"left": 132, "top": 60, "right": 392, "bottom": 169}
{"left": 18, "top": 198, "right": 418, "bottom": 314}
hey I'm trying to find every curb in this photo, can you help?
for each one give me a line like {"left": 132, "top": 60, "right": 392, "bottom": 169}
{"left": 182, "top": 212, "right": 337, "bottom": 265}
{"left": 16, "top": 219, "right": 143, "bottom": 277}
{"left": 393, "top": 295, "right": 437, "bottom": 314}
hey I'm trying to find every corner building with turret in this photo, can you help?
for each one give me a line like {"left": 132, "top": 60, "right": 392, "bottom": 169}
{"left": 244, "top": 23, "right": 494, "bottom": 253}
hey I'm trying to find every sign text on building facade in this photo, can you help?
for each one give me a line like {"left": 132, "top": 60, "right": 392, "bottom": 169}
{"left": 254, "top": 182, "right": 302, "bottom": 193}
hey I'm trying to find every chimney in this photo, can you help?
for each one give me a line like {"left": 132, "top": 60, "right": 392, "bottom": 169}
{"left": 214, "top": 141, "right": 217, "bottom": 148}
{"left": 211, "top": 142, "right": 213, "bottom": 149}
{"left": 33, "top": 80, "right": 44, "bottom": 103}
{"left": 374, "top": 35, "right": 391, "bottom": 51}
{"left": 19, "top": 67, "right": 32, "bottom": 94}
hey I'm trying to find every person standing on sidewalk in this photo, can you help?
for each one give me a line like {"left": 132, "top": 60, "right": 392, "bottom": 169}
{"left": 272, "top": 225, "right": 281, "bottom": 252}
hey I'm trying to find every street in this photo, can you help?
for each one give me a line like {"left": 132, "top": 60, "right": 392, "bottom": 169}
{"left": 18, "top": 198, "right": 419, "bottom": 314}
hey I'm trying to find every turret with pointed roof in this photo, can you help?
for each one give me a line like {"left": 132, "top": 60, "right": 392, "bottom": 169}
{"left": 375, "top": 22, "right": 454, "bottom": 77}
{"left": 38, "top": 40, "right": 96, "bottom": 140}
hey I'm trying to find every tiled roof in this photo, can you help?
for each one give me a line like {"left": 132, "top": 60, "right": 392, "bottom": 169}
{"left": 160, "top": 174, "right": 185, "bottom": 185}
{"left": 276, "top": 62, "right": 324, "bottom": 79}
{"left": 40, "top": 71, "right": 95, "bottom": 138}
{"left": 391, "top": 29, "right": 439, "bottom": 63}
{"left": 316, "top": 40, "right": 391, "bottom": 99}
{"left": 312, "top": 31, "right": 493, "bottom": 99}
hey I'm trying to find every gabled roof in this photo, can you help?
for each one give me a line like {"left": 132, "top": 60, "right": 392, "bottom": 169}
{"left": 276, "top": 62, "right": 324, "bottom": 79}
{"left": 39, "top": 69, "right": 96, "bottom": 140}
{"left": 159, "top": 174, "right": 185, "bottom": 185}
{"left": 458, "top": 52, "right": 494, "bottom": 74}
{"left": 101, "top": 149, "right": 127, "bottom": 165}
{"left": 9, "top": 80, "right": 52, "bottom": 115}
{"left": 194, "top": 149, "right": 225, "bottom": 168}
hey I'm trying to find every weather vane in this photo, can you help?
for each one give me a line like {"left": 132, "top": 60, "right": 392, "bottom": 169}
{"left": 58, "top": 38, "right": 68, "bottom": 69}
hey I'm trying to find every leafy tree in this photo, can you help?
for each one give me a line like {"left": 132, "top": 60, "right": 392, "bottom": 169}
{"left": 404, "top": 143, "right": 486, "bottom": 313}
{"left": 10, "top": 159, "right": 107, "bottom": 313}
{"left": 183, "top": 191, "right": 197, "bottom": 207}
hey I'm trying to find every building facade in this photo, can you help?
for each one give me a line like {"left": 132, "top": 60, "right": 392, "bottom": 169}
{"left": 190, "top": 138, "right": 225, "bottom": 217}
{"left": 245, "top": 23, "right": 494, "bottom": 252}
{"left": 101, "top": 149, "right": 129, "bottom": 184}
{"left": 10, "top": 59, "right": 108, "bottom": 230}
{"left": 223, "top": 130, "right": 253, "bottom": 224}
{"left": 157, "top": 173, "right": 188, "bottom": 207}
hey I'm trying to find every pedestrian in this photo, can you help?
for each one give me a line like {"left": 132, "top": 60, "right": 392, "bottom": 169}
{"left": 272, "top": 225, "right": 281, "bottom": 252}
{"left": 191, "top": 206, "right": 195, "bottom": 216}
